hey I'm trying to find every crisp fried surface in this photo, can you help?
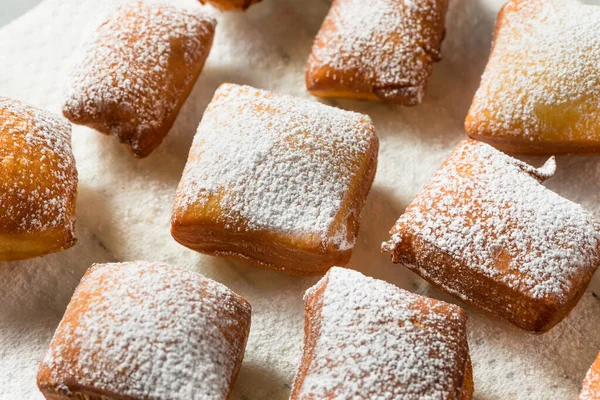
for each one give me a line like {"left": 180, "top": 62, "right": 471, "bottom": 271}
{"left": 579, "top": 353, "right": 600, "bottom": 400}
{"left": 382, "top": 139, "right": 600, "bottom": 332}
{"left": 199, "top": 0, "right": 261, "bottom": 11}
{"left": 63, "top": 2, "right": 216, "bottom": 158}
{"left": 37, "top": 261, "right": 252, "bottom": 400}
{"left": 466, "top": 0, "right": 600, "bottom": 154}
{"left": 0, "top": 97, "right": 77, "bottom": 261}
{"left": 171, "top": 84, "right": 378, "bottom": 275}
{"left": 306, "top": 0, "right": 448, "bottom": 105}
{"left": 291, "top": 267, "right": 473, "bottom": 399}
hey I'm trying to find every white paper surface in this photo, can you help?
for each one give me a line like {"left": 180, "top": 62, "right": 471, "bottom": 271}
{"left": 0, "top": 0, "right": 598, "bottom": 399}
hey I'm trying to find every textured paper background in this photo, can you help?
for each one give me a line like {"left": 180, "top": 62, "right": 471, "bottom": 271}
{"left": 0, "top": 0, "right": 598, "bottom": 399}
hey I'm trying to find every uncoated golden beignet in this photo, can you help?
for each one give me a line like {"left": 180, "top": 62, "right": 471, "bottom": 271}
{"left": 63, "top": 1, "right": 216, "bottom": 158}
{"left": 306, "top": 0, "right": 449, "bottom": 105}
{"left": 382, "top": 139, "right": 600, "bottom": 332}
{"left": 291, "top": 267, "right": 473, "bottom": 399}
{"left": 171, "top": 83, "right": 379, "bottom": 275}
{"left": 0, "top": 96, "right": 77, "bottom": 261}
{"left": 199, "top": 0, "right": 261, "bottom": 11}
{"left": 466, "top": 0, "right": 600, "bottom": 154}
{"left": 37, "top": 261, "right": 252, "bottom": 400}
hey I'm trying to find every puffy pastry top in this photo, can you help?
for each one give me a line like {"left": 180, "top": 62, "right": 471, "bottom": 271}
{"left": 0, "top": 96, "right": 76, "bottom": 233}
{"left": 173, "top": 83, "right": 377, "bottom": 250}
{"left": 63, "top": 1, "right": 216, "bottom": 147}
{"left": 38, "top": 261, "right": 251, "bottom": 400}
{"left": 382, "top": 139, "right": 600, "bottom": 301}
{"left": 466, "top": 0, "right": 600, "bottom": 140}
{"left": 297, "top": 267, "right": 468, "bottom": 399}
{"left": 307, "top": 0, "right": 448, "bottom": 101}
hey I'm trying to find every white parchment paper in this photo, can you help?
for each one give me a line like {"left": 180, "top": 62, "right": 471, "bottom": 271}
{"left": 0, "top": 0, "right": 599, "bottom": 399}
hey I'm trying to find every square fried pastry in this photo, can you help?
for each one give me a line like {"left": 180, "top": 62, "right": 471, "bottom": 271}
{"left": 579, "top": 353, "right": 600, "bottom": 400}
{"left": 382, "top": 139, "right": 600, "bottom": 333}
{"left": 291, "top": 267, "right": 473, "bottom": 400}
{"left": 37, "top": 261, "right": 251, "bottom": 400}
{"left": 0, "top": 97, "right": 77, "bottom": 261}
{"left": 63, "top": 1, "right": 216, "bottom": 158}
{"left": 171, "top": 83, "right": 379, "bottom": 275}
{"left": 305, "top": 0, "right": 449, "bottom": 105}
{"left": 465, "top": 0, "right": 600, "bottom": 154}
{"left": 199, "top": 0, "right": 261, "bottom": 11}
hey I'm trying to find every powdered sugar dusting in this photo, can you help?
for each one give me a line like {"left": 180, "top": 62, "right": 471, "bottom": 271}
{"left": 63, "top": 1, "right": 216, "bottom": 154}
{"left": 174, "top": 83, "right": 377, "bottom": 249}
{"left": 0, "top": 96, "right": 77, "bottom": 233}
{"left": 579, "top": 353, "right": 600, "bottom": 400}
{"left": 2, "top": 0, "right": 600, "bottom": 399}
{"left": 383, "top": 140, "right": 600, "bottom": 300}
{"left": 467, "top": 0, "right": 600, "bottom": 141}
{"left": 307, "top": 0, "right": 448, "bottom": 103}
{"left": 294, "top": 267, "right": 469, "bottom": 399}
{"left": 39, "top": 261, "right": 251, "bottom": 400}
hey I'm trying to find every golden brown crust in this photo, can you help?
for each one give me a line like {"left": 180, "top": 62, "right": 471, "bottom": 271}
{"left": 460, "top": 357, "right": 474, "bottom": 400}
{"left": 63, "top": 2, "right": 216, "bottom": 158}
{"left": 0, "top": 97, "right": 77, "bottom": 261}
{"left": 465, "top": 0, "right": 600, "bottom": 154}
{"left": 579, "top": 353, "right": 600, "bottom": 400}
{"left": 291, "top": 267, "right": 473, "bottom": 399}
{"left": 170, "top": 84, "right": 378, "bottom": 275}
{"left": 306, "top": 0, "right": 448, "bottom": 105}
{"left": 199, "top": 0, "right": 261, "bottom": 11}
{"left": 170, "top": 225, "right": 353, "bottom": 276}
{"left": 389, "top": 234, "right": 594, "bottom": 333}
{"left": 382, "top": 139, "right": 600, "bottom": 333}
{"left": 37, "top": 261, "right": 251, "bottom": 400}
{"left": 290, "top": 272, "right": 328, "bottom": 396}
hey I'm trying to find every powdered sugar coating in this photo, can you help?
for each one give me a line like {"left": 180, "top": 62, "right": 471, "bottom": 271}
{"left": 293, "top": 267, "right": 470, "bottom": 399}
{"left": 383, "top": 140, "right": 600, "bottom": 301}
{"left": 2, "top": 0, "right": 600, "bottom": 399}
{"left": 579, "top": 353, "right": 600, "bottom": 400}
{"left": 466, "top": 0, "right": 600, "bottom": 143}
{"left": 174, "top": 83, "right": 377, "bottom": 250}
{"left": 38, "top": 261, "right": 251, "bottom": 400}
{"left": 0, "top": 96, "right": 77, "bottom": 234}
{"left": 307, "top": 0, "right": 448, "bottom": 103}
{"left": 63, "top": 1, "right": 216, "bottom": 155}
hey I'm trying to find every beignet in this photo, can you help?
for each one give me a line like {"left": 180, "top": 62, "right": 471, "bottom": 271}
{"left": 579, "top": 353, "right": 600, "bottom": 400}
{"left": 306, "top": 0, "right": 449, "bottom": 105}
{"left": 199, "top": 0, "right": 261, "bottom": 11}
{"left": 37, "top": 261, "right": 251, "bottom": 400}
{"left": 465, "top": 0, "right": 600, "bottom": 154}
{"left": 63, "top": 1, "right": 216, "bottom": 158}
{"left": 382, "top": 139, "right": 600, "bottom": 333}
{"left": 0, "top": 97, "right": 77, "bottom": 261}
{"left": 291, "top": 267, "right": 473, "bottom": 400}
{"left": 171, "top": 83, "right": 379, "bottom": 275}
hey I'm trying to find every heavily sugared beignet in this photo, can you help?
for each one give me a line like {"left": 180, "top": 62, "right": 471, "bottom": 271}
{"left": 580, "top": 353, "right": 600, "bottom": 400}
{"left": 37, "top": 261, "right": 251, "bottom": 400}
{"left": 171, "top": 83, "right": 378, "bottom": 275}
{"left": 291, "top": 267, "right": 473, "bottom": 400}
{"left": 306, "top": 0, "right": 449, "bottom": 105}
{"left": 0, "top": 97, "right": 77, "bottom": 261}
{"left": 465, "top": 0, "right": 600, "bottom": 154}
{"left": 63, "top": 2, "right": 216, "bottom": 158}
{"left": 199, "top": 0, "right": 261, "bottom": 11}
{"left": 382, "top": 139, "right": 600, "bottom": 333}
